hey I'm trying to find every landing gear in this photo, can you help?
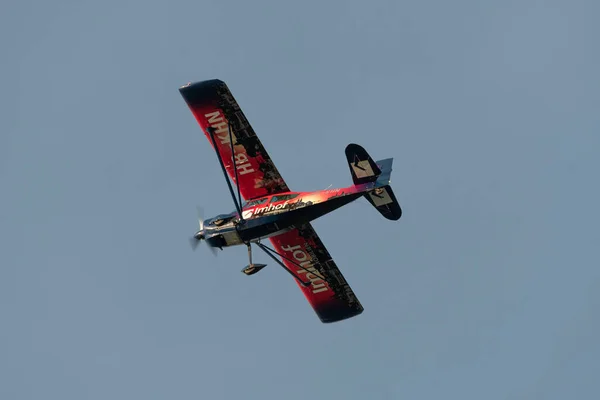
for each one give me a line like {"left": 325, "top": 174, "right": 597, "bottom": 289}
{"left": 241, "top": 242, "right": 312, "bottom": 287}
{"left": 241, "top": 243, "right": 267, "bottom": 276}
{"left": 241, "top": 265, "right": 266, "bottom": 275}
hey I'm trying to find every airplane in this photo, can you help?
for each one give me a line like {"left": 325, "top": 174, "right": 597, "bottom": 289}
{"left": 179, "top": 79, "right": 402, "bottom": 323}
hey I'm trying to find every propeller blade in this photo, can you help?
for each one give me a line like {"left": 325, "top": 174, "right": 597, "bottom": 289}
{"left": 190, "top": 205, "right": 217, "bottom": 256}
{"left": 196, "top": 205, "right": 205, "bottom": 230}
{"left": 190, "top": 236, "right": 200, "bottom": 250}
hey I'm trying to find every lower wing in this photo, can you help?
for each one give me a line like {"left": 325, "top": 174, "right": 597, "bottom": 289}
{"left": 268, "top": 223, "right": 364, "bottom": 323}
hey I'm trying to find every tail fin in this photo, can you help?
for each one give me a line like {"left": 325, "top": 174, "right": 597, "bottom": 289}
{"left": 373, "top": 157, "right": 393, "bottom": 187}
{"left": 345, "top": 143, "right": 402, "bottom": 221}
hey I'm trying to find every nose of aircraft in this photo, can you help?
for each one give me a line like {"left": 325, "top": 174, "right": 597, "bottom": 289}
{"left": 194, "top": 230, "right": 205, "bottom": 240}
{"left": 190, "top": 228, "right": 217, "bottom": 256}
{"left": 189, "top": 206, "right": 218, "bottom": 256}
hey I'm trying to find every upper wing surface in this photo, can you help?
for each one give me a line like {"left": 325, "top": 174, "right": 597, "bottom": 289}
{"left": 268, "top": 223, "right": 364, "bottom": 323}
{"left": 179, "top": 80, "right": 290, "bottom": 200}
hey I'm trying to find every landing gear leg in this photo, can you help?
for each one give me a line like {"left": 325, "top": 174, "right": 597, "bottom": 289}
{"left": 241, "top": 243, "right": 267, "bottom": 276}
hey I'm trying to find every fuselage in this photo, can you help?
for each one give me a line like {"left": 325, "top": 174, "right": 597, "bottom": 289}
{"left": 202, "top": 183, "right": 376, "bottom": 249}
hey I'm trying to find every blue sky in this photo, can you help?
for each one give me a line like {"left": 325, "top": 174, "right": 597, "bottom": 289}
{"left": 2, "top": 0, "right": 599, "bottom": 398}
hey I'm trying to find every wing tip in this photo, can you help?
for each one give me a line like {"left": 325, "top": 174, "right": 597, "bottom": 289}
{"left": 178, "top": 79, "right": 229, "bottom": 105}
{"left": 178, "top": 78, "right": 226, "bottom": 91}
{"left": 319, "top": 308, "right": 364, "bottom": 323}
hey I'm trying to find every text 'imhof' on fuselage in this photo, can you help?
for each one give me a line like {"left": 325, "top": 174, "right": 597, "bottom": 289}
{"left": 243, "top": 201, "right": 290, "bottom": 219}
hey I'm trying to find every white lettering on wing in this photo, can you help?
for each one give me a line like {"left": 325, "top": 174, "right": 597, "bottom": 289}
{"left": 204, "top": 110, "right": 255, "bottom": 176}
{"left": 281, "top": 244, "right": 329, "bottom": 294}
{"left": 235, "top": 153, "right": 254, "bottom": 176}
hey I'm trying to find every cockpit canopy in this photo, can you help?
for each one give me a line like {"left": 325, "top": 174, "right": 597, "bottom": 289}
{"left": 241, "top": 193, "right": 300, "bottom": 208}
{"left": 243, "top": 197, "right": 269, "bottom": 207}
{"left": 208, "top": 193, "right": 302, "bottom": 227}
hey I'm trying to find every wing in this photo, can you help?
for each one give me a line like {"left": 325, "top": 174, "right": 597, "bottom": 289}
{"left": 269, "top": 223, "right": 364, "bottom": 323}
{"left": 179, "top": 80, "right": 290, "bottom": 200}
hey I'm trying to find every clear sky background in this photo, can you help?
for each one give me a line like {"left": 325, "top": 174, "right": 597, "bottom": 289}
{"left": 2, "top": 0, "right": 599, "bottom": 399}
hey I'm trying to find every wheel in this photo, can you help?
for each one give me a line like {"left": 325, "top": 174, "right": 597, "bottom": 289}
{"left": 241, "top": 264, "right": 267, "bottom": 276}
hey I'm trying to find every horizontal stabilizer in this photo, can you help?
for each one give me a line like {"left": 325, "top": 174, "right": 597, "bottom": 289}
{"left": 345, "top": 143, "right": 382, "bottom": 185}
{"left": 364, "top": 185, "right": 402, "bottom": 220}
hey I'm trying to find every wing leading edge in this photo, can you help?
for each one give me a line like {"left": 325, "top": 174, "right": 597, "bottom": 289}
{"left": 269, "top": 224, "right": 364, "bottom": 323}
{"left": 179, "top": 80, "right": 290, "bottom": 200}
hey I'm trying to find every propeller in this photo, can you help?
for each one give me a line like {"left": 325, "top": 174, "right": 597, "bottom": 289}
{"left": 190, "top": 206, "right": 217, "bottom": 256}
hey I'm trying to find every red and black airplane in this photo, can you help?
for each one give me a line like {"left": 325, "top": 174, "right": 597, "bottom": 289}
{"left": 180, "top": 80, "right": 402, "bottom": 323}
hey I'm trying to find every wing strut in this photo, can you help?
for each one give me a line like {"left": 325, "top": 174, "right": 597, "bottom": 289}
{"left": 207, "top": 126, "right": 244, "bottom": 221}
{"left": 255, "top": 242, "right": 320, "bottom": 287}
{"left": 256, "top": 243, "right": 311, "bottom": 287}
{"left": 227, "top": 123, "right": 244, "bottom": 216}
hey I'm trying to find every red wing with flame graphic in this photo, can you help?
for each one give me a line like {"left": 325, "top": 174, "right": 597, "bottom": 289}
{"left": 179, "top": 80, "right": 289, "bottom": 201}
{"left": 269, "top": 224, "right": 364, "bottom": 323}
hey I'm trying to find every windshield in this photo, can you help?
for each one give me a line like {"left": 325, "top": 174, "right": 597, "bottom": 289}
{"left": 241, "top": 197, "right": 270, "bottom": 208}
